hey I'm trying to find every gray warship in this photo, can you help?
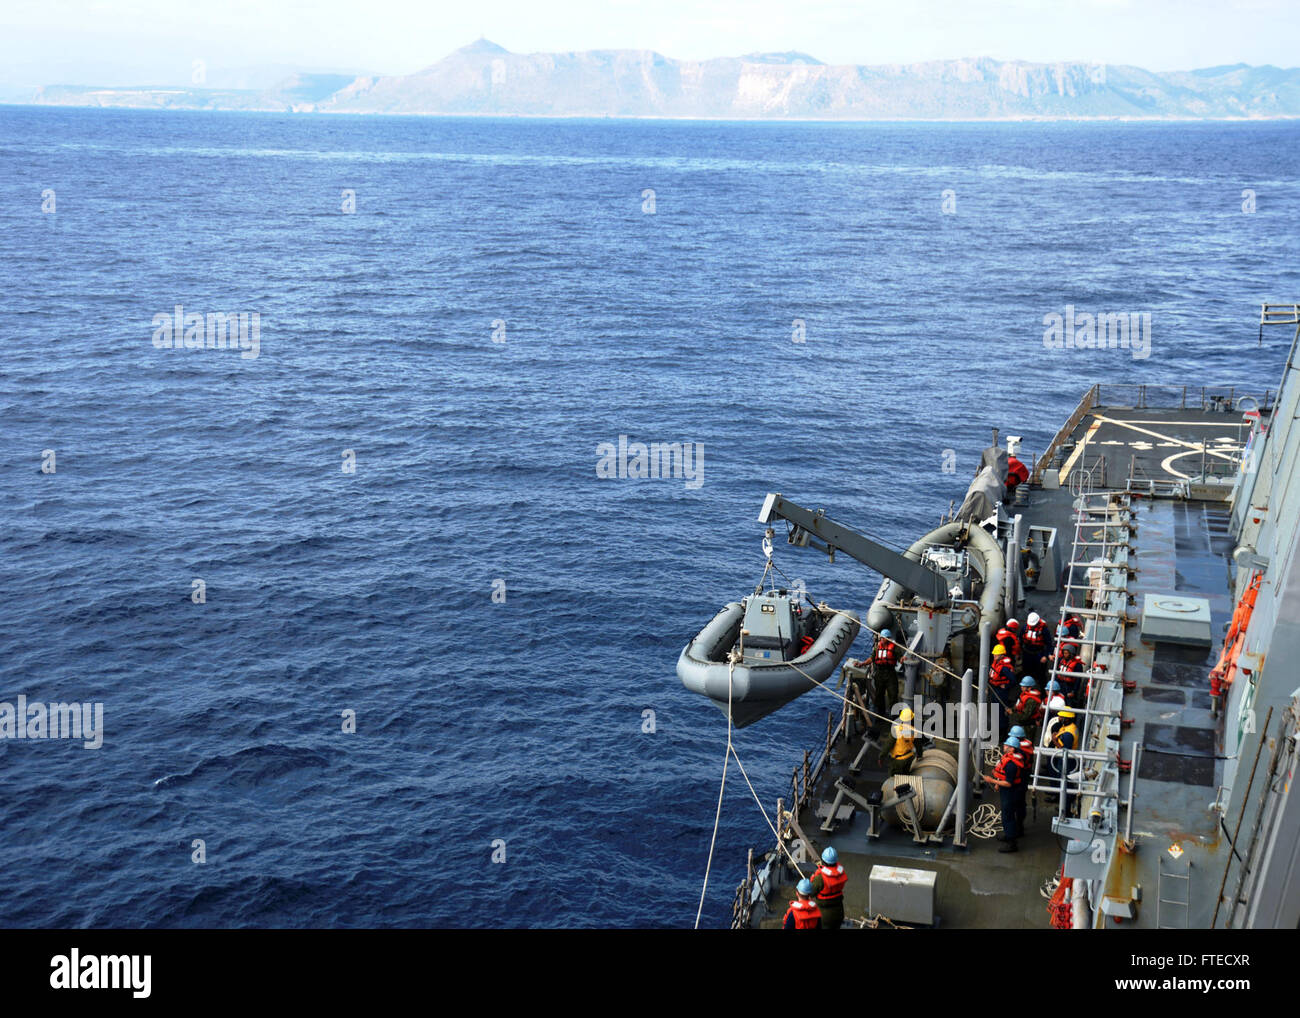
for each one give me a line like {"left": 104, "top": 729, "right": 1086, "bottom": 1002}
{"left": 681, "top": 304, "right": 1300, "bottom": 930}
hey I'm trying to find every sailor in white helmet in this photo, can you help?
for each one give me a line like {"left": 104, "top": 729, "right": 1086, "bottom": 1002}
{"left": 1021, "top": 610, "right": 1053, "bottom": 682}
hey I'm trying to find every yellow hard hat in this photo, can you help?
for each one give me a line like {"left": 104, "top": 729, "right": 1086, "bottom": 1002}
{"left": 899, "top": 707, "right": 914, "bottom": 722}
{"left": 1059, "top": 709, "right": 1076, "bottom": 719}
{"left": 993, "top": 644, "right": 1007, "bottom": 656}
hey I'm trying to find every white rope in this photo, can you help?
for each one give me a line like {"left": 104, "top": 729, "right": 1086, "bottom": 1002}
{"left": 727, "top": 739, "right": 809, "bottom": 881}
{"left": 966, "top": 802, "right": 1004, "bottom": 839}
{"left": 694, "top": 657, "right": 734, "bottom": 929}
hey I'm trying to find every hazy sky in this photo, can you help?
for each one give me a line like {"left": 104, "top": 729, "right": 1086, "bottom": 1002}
{"left": 4, "top": 0, "right": 1297, "bottom": 90}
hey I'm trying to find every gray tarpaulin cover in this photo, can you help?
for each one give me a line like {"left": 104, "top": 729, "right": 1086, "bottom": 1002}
{"left": 955, "top": 446, "right": 1007, "bottom": 521}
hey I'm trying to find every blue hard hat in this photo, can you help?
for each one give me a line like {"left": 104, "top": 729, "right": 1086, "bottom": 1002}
{"left": 821, "top": 846, "right": 838, "bottom": 865}
{"left": 880, "top": 629, "right": 892, "bottom": 640}
{"left": 1045, "top": 680, "right": 1061, "bottom": 692}
{"left": 1005, "top": 736, "right": 1020, "bottom": 748}
{"left": 1057, "top": 624, "right": 1070, "bottom": 636}
{"left": 1020, "top": 676, "right": 1036, "bottom": 687}
{"left": 797, "top": 878, "right": 814, "bottom": 896}
{"left": 1009, "top": 725, "right": 1026, "bottom": 738}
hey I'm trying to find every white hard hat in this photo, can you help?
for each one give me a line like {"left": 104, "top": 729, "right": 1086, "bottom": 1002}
{"left": 1027, "top": 612, "right": 1040, "bottom": 626}
{"left": 1049, "top": 696, "right": 1066, "bottom": 709}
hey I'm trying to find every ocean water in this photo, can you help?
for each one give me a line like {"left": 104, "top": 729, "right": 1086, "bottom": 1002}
{"left": 0, "top": 108, "right": 1297, "bottom": 928}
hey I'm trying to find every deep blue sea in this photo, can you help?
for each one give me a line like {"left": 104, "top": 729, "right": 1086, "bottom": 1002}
{"left": 1, "top": 108, "right": 1297, "bottom": 928}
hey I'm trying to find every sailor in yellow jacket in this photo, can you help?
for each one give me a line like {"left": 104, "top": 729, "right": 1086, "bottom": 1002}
{"left": 883, "top": 707, "right": 918, "bottom": 775}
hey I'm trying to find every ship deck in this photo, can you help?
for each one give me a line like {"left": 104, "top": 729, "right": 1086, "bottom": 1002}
{"left": 755, "top": 403, "right": 1248, "bottom": 929}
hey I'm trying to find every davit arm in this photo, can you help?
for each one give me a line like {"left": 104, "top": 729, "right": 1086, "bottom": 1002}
{"left": 758, "top": 493, "right": 951, "bottom": 609}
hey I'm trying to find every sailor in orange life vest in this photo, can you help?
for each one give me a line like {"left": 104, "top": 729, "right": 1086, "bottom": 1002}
{"left": 809, "top": 847, "right": 848, "bottom": 929}
{"left": 783, "top": 878, "right": 821, "bottom": 930}
{"left": 996, "top": 619, "right": 1021, "bottom": 669}
{"left": 1009, "top": 724, "right": 1035, "bottom": 775}
{"left": 1005, "top": 453, "right": 1029, "bottom": 500}
{"left": 1021, "top": 611, "right": 1053, "bottom": 682}
{"left": 869, "top": 629, "right": 902, "bottom": 723}
{"left": 1054, "top": 642, "right": 1085, "bottom": 708}
{"left": 1009, "top": 676, "right": 1045, "bottom": 742}
{"left": 988, "top": 643, "right": 1017, "bottom": 737}
{"left": 982, "top": 736, "right": 1027, "bottom": 853}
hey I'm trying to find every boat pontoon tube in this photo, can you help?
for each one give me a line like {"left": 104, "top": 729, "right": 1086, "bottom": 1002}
{"left": 677, "top": 602, "right": 861, "bottom": 728}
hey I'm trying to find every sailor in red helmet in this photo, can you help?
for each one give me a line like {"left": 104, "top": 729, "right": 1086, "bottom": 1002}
{"left": 999, "top": 618, "right": 1022, "bottom": 668}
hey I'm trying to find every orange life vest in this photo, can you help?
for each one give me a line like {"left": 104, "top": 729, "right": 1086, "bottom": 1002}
{"left": 1014, "top": 688, "right": 1044, "bottom": 723}
{"left": 874, "top": 642, "right": 898, "bottom": 667}
{"left": 993, "top": 749, "right": 1025, "bottom": 785}
{"left": 1007, "top": 457, "right": 1029, "bottom": 486}
{"left": 990, "top": 656, "right": 1016, "bottom": 689}
{"left": 784, "top": 898, "right": 820, "bottom": 930}
{"left": 816, "top": 863, "right": 847, "bottom": 902}
{"left": 997, "top": 629, "right": 1020, "bottom": 657}
{"left": 1023, "top": 621, "right": 1049, "bottom": 649}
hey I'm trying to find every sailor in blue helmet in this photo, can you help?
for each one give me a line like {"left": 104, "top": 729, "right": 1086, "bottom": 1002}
{"left": 982, "top": 736, "right": 1027, "bottom": 853}
{"left": 783, "top": 878, "right": 821, "bottom": 930}
{"left": 809, "top": 846, "right": 847, "bottom": 929}
{"left": 870, "top": 629, "right": 902, "bottom": 723}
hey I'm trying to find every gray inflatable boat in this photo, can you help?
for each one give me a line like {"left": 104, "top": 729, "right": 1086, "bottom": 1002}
{"left": 677, "top": 589, "right": 861, "bottom": 727}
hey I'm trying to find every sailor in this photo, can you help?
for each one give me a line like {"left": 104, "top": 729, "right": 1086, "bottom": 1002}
{"left": 998, "top": 621, "right": 1019, "bottom": 670}
{"left": 1009, "top": 724, "right": 1035, "bottom": 775}
{"left": 982, "top": 736, "right": 1026, "bottom": 853}
{"left": 885, "top": 707, "right": 918, "bottom": 775}
{"left": 1048, "top": 707, "right": 1080, "bottom": 815}
{"left": 783, "top": 879, "right": 822, "bottom": 930}
{"left": 1005, "top": 453, "right": 1030, "bottom": 500}
{"left": 1009, "top": 676, "right": 1045, "bottom": 742}
{"left": 1021, "top": 611, "right": 1053, "bottom": 682}
{"left": 988, "top": 643, "right": 1017, "bottom": 736}
{"left": 809, "top": 847, "right": 848, "bottom": 930}
{"left": 870, "top": 629, "right": 902, "bottom": 720}
{"left": 1055, "top": 644, "right": 1085, "bottom": 707}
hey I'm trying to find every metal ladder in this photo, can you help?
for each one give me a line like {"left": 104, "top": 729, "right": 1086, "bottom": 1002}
{"left": 1028, "top": 490, "right": 1131, "bottom": 798}
{"left": 1157, "top": 855, "right": 1192, "bottom": 929}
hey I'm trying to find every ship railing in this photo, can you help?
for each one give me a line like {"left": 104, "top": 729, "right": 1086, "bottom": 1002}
{"left": 1030, "top": 383, "right": 1275, "bottom": 487}
{"left": 1031, "top": 384, "right": 1099, "bottom": 486}
{"left": 1094, "top": 383, "right": 1275, "bottom": 412}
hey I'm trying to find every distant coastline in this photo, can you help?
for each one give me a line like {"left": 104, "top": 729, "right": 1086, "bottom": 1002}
{"left": 19, "top": 40, "right": 1300, "bottom": 122}
{"left": 8, "top": 104, "right": 1300, "bottom": 125}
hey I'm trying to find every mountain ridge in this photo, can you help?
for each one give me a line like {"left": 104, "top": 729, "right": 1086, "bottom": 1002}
{"left": 26, "top": 40, "right": 1300, "bottom": 119}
